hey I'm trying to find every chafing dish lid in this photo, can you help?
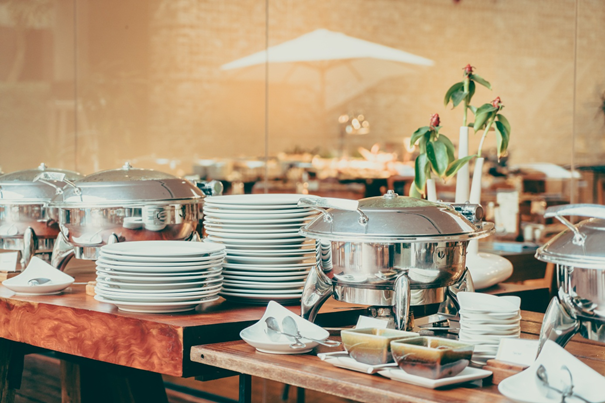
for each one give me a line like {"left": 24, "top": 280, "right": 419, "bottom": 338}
{"left": 299, "top": 191, "right": 493, "bottom": 242}
{"left": 54, "top": 162, "right": 204, "bottom": 206}
{"left": 536, "top": 204, "right": 605, "bottom": 269}
{"left": 0, "top": 163, "right": 83, "bottom": 203}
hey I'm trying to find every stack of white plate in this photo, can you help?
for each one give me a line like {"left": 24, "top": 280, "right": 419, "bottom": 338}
{"left": 203, "top": 194, "right": 318, "bottom": 305}
{"left": 457, "top": 292, "right": 521, "bottom": 366}
{"left": 94, "top": 241, "right": 225, "bottom": 313}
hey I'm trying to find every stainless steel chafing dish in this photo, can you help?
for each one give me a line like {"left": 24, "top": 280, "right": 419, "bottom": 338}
{"left": 0, "top": 163, "right": 84, "bottom": 267}
{"left": 298, "top": 191, "right": 494, "bottom": 330}
{"left": 537, "top": 204, "right": 605, "bottom": 351}
{"left": 50, "top": 163, "right": 212, "bottom": 270}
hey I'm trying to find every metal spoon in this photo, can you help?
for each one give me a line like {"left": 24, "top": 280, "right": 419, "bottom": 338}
{"left": 536, "top": 364, "right": 593, "bottom": 403}
{"left": 281, "top": 316, "right": 341, "bottom": 347}
{"left": 264, "top": 317, "right": 306, "bottom": 349}
{"left": 28, "top": 278, "right": 52, "bottom": 286}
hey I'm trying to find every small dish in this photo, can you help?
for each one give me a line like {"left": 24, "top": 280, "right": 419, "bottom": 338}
{"left": 2, "top": 257, "right": 74, "bottom": 295}
{"left": 341, "top": 328, "right": 418, "bottom": 365}
{"left": 378, "top": 366, "right": 492, "bottom": 389}
{"left": 390, "top": 336, "right": 474, "bottom": 379}
{"left": 318, "top": 351, "right": 398, "bottom": 374}
{"left": 240, "top": 300, "right": 329, "bottom": 354}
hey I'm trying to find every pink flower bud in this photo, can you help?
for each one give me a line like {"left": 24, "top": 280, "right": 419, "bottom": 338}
{"left": 491, "top": 96, "right": 502, "bottom": 109}
{"left": 463, "top": 64, "right": 474, "bottom": 76}
{"left": 430, "top": 113, "right": 440, "bottom": 129}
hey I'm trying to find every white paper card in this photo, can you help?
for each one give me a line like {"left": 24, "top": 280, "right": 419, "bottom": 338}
{"left": 496, "top": 338, "right": 539, "bottom": 367}
{"left": 0, "top": 252, "right": 19, "bottom": 272}
{"left": 356, "top": 315, "right": 390, "bottom": 329}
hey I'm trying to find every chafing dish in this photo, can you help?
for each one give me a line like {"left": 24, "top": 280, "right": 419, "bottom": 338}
{"left": 537, "top": 204, "right": 605, "bottom": 351}
{"left": 0, "top": 163, "right": 84, "bottom": 267}
{"left": 50, "top": 163, "right": 211, "bottom": 270}
{"left": 298, "top": 191, "right": 494, "bottom": 330}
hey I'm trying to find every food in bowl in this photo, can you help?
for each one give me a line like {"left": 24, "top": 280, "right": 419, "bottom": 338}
{"left": 390, "top": 336, "right": 474, "bottom": 379}
{"left": 341, "top": 328, "right": 418, "bottom": 365}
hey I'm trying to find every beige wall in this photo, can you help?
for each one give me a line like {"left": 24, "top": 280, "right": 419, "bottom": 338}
{"left": 0, "top": 0, "right": 603, "bottom": 175}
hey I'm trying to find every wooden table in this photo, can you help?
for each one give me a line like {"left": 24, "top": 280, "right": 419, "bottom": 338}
{"left": 0, "top": 276, "right": 364, "bottom": 403}
{"left": 191, "top": 311, "right": 605, "bottom": 403}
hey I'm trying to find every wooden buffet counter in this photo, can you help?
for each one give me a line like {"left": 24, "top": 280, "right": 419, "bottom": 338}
{"left": 0, "top": 273, "right": 599, "bottom": 403}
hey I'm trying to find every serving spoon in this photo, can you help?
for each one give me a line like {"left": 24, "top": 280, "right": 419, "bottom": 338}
{"left": 536, "top": 364, "right": 593, "bottom": 403}
{"left": 28, "top": 278, "right": 52, "bottom": 286}
{"left": 282, "top": 316, "right": 341, "bottom": 347}
{"left": 265, "top": 317, "right": 306, "bottom": 349}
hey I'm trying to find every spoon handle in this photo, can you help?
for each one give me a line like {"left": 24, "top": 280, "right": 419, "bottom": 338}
{"left": 314, "top": 339, "right": 341, "bottom": 347}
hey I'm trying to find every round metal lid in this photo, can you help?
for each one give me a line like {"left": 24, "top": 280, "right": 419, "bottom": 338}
{"left": 53, "top": 162, "right": 204, "bottom": 207}
{"left": 0, "top": 163, "right": 84, "bottom": 204}
{"left": 299, "top": 191, "right": 493, "bottom": 242}
{"left": 536, "top": 218, "right": 605, "bottom": 269}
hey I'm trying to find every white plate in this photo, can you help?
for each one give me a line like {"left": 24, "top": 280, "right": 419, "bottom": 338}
{"left": 206, "top": 235, "right": 307, "bottom": 244}
{"left": 204, "top": 206, "right": 312, "bottom": 215}
{"left": 204, "top": 222, "right": 308, "bottom": 230}
{"left": 98, "top": 252, "right": 225, "bottom": 264}
{"left": 94, "top": 294, "right": 218, "bottom": 313}
{"left": 459, "top": 324, "right": 520, "bottom": 335}
{"left": 205, "top": 194, "right": 315, "bottom": 206}
{"left": 210, "top": 242, "right": 315, "bottom": 250}
{"left": 205, "top": 230, "right": 302, "bottom": 240}
{"left": 459, "top": 332, "right": 520, "bottom": 344}
{"left": 225, "top": 255, "right": 316, "bottom": 264}
{"left": 203, "top": 225, "right": 305, "bottom": 234}
{"left": 96, "top": 255, "right": 224, "bottom": 267}
{"left": 226, "top": 247, "right": 316, "bottom": 256}
{"left": 97, "top": 263, "right": 222, "bottom": 273}
{"left": 378, "top": 367, "right": 492, "bottom": 389}
{"left": 221, "top": 285, "right": 303, "bottom": 294}
{"left": 223, "top": 273, "right": 309, "bottom": 282}
{"left": 204, "top": 217, "right": 313, "bottom": 225}
{"left": 458, "top": 310, "right": 521, "bottom": 320}
{"left": 459, "top": 314, "right": 521, "bottom": 325}
{"left": 2, "top": 257, "right": 75, "bottom": 294}
{"left": 97, "top": 270, "right": 221, "bottom": 282}
{"left": 204, "top": 203, "right": 304, "bottom": 211}
{"left": 499, "top": 340, "right": 605, "bottom": 403}
{"left": 96, "top": 288, "right": 221, "bottom": 302}
{"left": 205, "top": 211, "right": 314, "bottom": 221}
{"left": 222, "top": 269, "right": 310, "bottom": 276}
{"left": 96, "top": 266, "right": 221, "bottom": 277}
{"left": 101, "top": 241, "right": 225, "bottom": 257}
{"left": 96, "top": 277, "right": 222, "bottom": 291}
{"left": 223, "top": 265, "right": 312, "bottom": 273}
{"left": 239, "top": 300, "right": 328, "bottom": 354}
{"left": 222, "top": 279, "right": 306, "bottom": 288}
{"left": 224, "top": 260, "right": 314, "bottom": 269}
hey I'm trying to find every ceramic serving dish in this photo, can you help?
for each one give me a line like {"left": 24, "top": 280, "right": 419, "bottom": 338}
{"left": 390, "top": 336, "right": 474, "bottom": 379}
{"left": 341, "top": 328, "right": 418, "bottom": 365}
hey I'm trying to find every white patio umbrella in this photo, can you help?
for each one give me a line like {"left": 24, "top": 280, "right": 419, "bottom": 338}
{"left": 221, "top": 29, "right": 433, "bottom": 110}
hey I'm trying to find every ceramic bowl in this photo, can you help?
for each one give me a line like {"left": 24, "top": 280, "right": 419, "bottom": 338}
{"left": 390, "top": 336, "right": 474, "bottom": 379}
{"left": 341, "top": 328, "right": 418, "bottom": 365}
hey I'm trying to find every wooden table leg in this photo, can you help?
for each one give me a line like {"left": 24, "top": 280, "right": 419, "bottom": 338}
{"left": 0, "top": 339, "right": 25, "bottom": 403}
{"left": 239, "top": 374, "right": 251, "bottom": 403}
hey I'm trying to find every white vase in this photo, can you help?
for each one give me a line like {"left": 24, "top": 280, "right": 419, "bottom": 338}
{"left": 455, "top": 127, "right": 470, "bottom": 203}
{"left": 426, "top": 179, "right": 437, "bottom": 202}
{"left": 465, "top": 157, "right": 513, "bottom": 290}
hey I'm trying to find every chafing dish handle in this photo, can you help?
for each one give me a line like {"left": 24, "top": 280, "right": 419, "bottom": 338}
{"left": 298, "top": 197, "right": 369, "bottom": 225}
{"left": 544, "top": 204, "right": 605, "bottom": 244}
{"left": 394, "top": 269, "right": 411, "bottom": 331}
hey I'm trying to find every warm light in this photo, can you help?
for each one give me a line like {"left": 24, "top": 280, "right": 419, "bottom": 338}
{"left": 371, "top": 143, "right": 380, "bottom": 154}
{"left": 403, "top": 137, "right": 416, "bottom": 153}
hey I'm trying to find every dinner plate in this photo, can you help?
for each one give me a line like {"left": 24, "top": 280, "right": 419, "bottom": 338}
{"left": 222, "top": 273, "right": 309, "bottom": 281}
{"left": 204, "top": 206, "right": 313, "bottom": 215}
{"left": 204, "top": 217, "right": 313, "bottom": 225}
{"left": 221, "top": 285, "right": 303, "bottom": 294}
{"left": 220, "top": 291, "right": 301, "bottom": 305}
{"left": 94, "top": 295, "right": 218, "bottom": 313}
{"left": 96, "top": 266, "right": 221, "bottom": 277}
{"left": 205, "top": 230, "right": 302, "bottom": 240}
{"left": 96, "top": 277, "right": 222, "bottom": 291}
{"left": 98, "top": 252, "right": 226, "bottom": 264}
{"left": 225, "top": 255, "right": 316, "bottom": 264}
{"left": 208, "top": 241, "right": 314, "bottom": 250}
{"left": 226, "top": 248, "right": 317, "bottom": 257}
{"left": 204, "top": 194, "right": 314, "bottom": 206}
{"left": 96, "top": 256, "right": 224, "bottom": 268}
{"left": 101, "top": 241, "right": 225, "bottom": 257}
{"left": 203, "top": 225, "right": 305, "bottom": 234}
{"left": 223, "top": 264, "right": 312, "bottom": 272}
{"left": 96, "top": 288, "right": 221, "bottom": 302}
{"left": 97, "top": 263, "right": 222, "bottom": 273}
{"left": 205, "top": 211, "right": 314, "bottom": 221}
{"left": 204, "top": 203, "right": 304, "bottom": 211}
{"left": 222, "top": 279, "right": 306, "bottom": 288}
{"left": 203, "top": 222, "right": 308, "bottom": 230}
{"left": 224, "top": 260, "right": 314, "bottom": 269}
{"left": 206, "top": 235, "right": 307, "bottom": 244}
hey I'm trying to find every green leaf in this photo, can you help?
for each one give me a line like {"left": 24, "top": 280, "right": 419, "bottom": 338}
{"left": 467, "top": 80, "right": 476, "bottom": 104}
{"left": 497, "top": 114, "right": 511, "bottom": 135}
{"left": 409, "top": 184, "right": 423, "bottom": 198}
{"left": 418, "top": 132, "right": 430, "bottom": 154}
{"left": 414, "top": 154, "right": 428, "bottom": 192}
{"left": 444, "top": 82, "right": 464, "bottom": 107}
{"left": 468, "top": 105, "right": 478, "bottom": 115}
{"left": 410, "top": 126, "right": 430, "bottom": 147}
{"left": 426, "top": 140, "right": 448, "bottom": 177}
{"left": 438, "top": 135, "right": 456, "bottom": 163}
{"left": 445, "top": 155, "right": 476, "bottom": 178}
{"left": 470, "top": 73, "right": 492, "bottom": 90}
{"left": 494, "top": 120, "right": 510, "bottom": 157}
{"left": 451, "top": 90, "right": 468, "bottom": 108}
{"left": 473, "top": 110, "right": 492, "bottom": 132}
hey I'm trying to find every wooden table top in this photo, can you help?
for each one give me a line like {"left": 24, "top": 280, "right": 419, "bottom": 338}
{"left": 191, "top": 311, "right": 605, "bottom": 403}
{"left": 0, "top": 274, "right": 364, "bottom": 377}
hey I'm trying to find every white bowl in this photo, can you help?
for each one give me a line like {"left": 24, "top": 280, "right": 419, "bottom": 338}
{"left": 457, "top": 292, "right": 521, "bottom": 313}
{"left": 2, "top": 257, "right": 74, "bottom": 295}
{"left": 239, "top": 300, "right": 329, "bottom": 354}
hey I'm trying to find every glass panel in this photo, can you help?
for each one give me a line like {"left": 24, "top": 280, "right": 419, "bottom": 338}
{"left": 75, "top": 0, "right": 267, "bottom": 186}
{"left": 0, "top": 0, "right": 77, "bottom": 173}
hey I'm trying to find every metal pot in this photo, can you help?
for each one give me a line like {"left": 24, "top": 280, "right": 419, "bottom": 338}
{"left": 0, "top": 163, "right": 84, "bottom": 267}
{"left": 50, "top": 163, "right": 212, "bottom": 269}
{"left": 536, "top": 204, "right": 605, "bottom": 351}
{"left": 298, "top": 191, "right": 494, "bottom": 329}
